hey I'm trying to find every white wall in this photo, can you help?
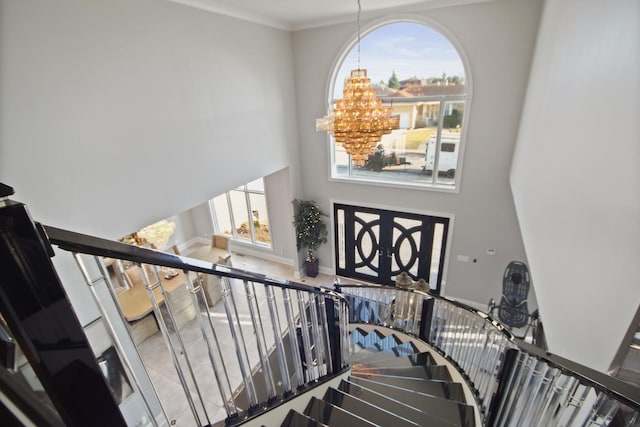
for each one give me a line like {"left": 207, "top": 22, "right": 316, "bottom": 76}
{"left": 292, "top": 0, "right": 542, "bottom": 307}
{"left": 0, "top": 0, "right": 300, "bottom": 241}
{"left": 511, "top": 0, "right": 640, "bottom": 371}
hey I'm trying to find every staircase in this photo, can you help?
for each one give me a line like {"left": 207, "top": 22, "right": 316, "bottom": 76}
{"left": 280, "top": 326, "right": 479, "bottom": 427}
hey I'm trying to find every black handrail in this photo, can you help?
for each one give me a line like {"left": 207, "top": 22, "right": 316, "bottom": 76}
{"left": 336, "top": 282, "right": 640, "bottom": 411}
{"left": 44, "top": 225, "right": 346, "bottom": 303}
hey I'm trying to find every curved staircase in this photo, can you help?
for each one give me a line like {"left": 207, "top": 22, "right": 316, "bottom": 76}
{"left": 280, "top": 326, "right": 479, "bottom": 427}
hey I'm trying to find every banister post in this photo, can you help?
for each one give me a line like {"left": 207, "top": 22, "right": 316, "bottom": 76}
{"left": 419, "top": 297, "right": 434, "bottom": 343}
{"left": 487, "top": 347, "right": 520, "bottom": 426}
{"left": 324, "top": 296, "right": 342, "bottom": 372}
{"left": 0, "top": 191, "right": 126, "bottom": 426}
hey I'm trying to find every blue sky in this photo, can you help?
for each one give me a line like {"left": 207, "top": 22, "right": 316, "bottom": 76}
{"left": 333, "top": 22, "right": 465, "bottom": 96}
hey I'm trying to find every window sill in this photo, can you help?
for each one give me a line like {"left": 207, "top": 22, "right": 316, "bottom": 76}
{"left": 328, "top": 174, "right": 461, "bottom": 194}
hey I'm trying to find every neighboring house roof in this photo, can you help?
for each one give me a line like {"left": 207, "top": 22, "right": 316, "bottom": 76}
{"left": 375, "top": 84, "right": 466, "bottom": 97}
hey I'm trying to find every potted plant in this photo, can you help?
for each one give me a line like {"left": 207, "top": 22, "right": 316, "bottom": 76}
{"left": 292, "top": 199, "right": 328, "bottom": 277}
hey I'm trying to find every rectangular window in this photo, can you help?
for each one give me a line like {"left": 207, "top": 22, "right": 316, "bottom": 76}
{"left": 441, "top": 143, "right": 455, "bottom": 153}
{"left": 210, "top": 178, "right": 272, "bottom": 247}
{"left": 331, "top": 98, "right": 466, "bottom": 190}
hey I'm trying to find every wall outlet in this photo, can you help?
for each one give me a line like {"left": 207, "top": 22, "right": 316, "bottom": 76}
{"left": 486, "top": 249, "right": 496, "bottom": 255}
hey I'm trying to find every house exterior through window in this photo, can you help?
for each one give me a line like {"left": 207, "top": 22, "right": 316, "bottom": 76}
{"left": 328, "top": 21, "right": 470, "bottom": 191}
{"left": 210, "top": 178, "right": 271, "bottom": 247}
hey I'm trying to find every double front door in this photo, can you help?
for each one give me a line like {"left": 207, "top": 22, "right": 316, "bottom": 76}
{"left": 334, "top": 204, "right": 449, "bottom": 294}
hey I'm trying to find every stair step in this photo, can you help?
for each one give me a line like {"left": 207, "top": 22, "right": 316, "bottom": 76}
{"left": 322, "top": 387, "right": 419, "bottom": 427}
{"left": 304, "top": 396, "right": 376, "bottom": 427}
{"left": 281, "top": 409, "right": 329, "bottom": 427}
{"left": 389, "top": 341, "right": 420, "bottom": 356}
{"left": 348, "top": 374, "right": 467, "bottom": 405}
{"left": 349, "top": 347, "right": 382, "bottom": 362}
{"left": 351, "top": 331, "right": 403, "bottom": 352}
{"left": 337, "top": 380, "right": 459, "bottom": 427}
{"left": 350, "top": 341, "right": 420, "bottom": 363}
{"left": 349, "top": 328, "right": 385, "bottom": 347}
{"left": 344, "top": 378, "right": 475, "bottom": 427}
{"left": 351, "top": 365, "right": 452, "bottom": 382}
{"left": 352, "top": 351, "right": 436, "bottom": 368}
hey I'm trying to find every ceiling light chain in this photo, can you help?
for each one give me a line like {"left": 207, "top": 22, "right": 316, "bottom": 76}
{"left": 316, "top": 0, "right": 400, "bottom": 166}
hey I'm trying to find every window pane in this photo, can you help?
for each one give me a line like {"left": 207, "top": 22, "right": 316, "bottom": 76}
{"left": 429, "top": 223, "right": 445, "bottom": 289}
{"left": 436, "top": 101, "right": 464, "bottom": 186}
{"left": 213, "top": 194, "right": 232, "bottom": 235}
{"left": 337, "top": 209, "right": 346, "bottom": 269}
{"left": 328, "top": 21, "right": 467, "bottom": 189}
{"left": 229, "top": 190, "right": 250, "bottom": 241}
{"left": 333, "top": 23, "right": 466, "bottom": 100}
{"left": 249, "top": 193, "right": 270, "bottom": 244}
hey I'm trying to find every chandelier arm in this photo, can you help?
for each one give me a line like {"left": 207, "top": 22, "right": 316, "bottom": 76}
{"left": 315, "top": 0, "right": 400, "bottom": 167}
{"left": 357, "top": 0, "right": 361, "bottom": 70}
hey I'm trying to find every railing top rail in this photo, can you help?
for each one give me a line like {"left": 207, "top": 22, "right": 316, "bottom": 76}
{"left": 337, "top": 282, "right": 640, "bottom": 409}
{"left": 44, "top": 225, "right": 344, "bottom": 301}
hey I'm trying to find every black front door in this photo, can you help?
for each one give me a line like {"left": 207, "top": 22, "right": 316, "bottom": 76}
{"left": 334, "top": 203, "right": 449, "bottom": 294}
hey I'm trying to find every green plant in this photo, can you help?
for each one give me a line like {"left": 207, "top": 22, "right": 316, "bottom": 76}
{"left": 292, "top": 199, "right": 328, "bottom": 260}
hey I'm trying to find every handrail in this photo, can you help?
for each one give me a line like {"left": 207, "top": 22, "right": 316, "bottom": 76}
{"left": 39, "top": 223, "right": 351, "bottom": 425}
{"left": 0, "top": 191, "right": 351, "bottom": 427}
{"left": 44, "top": 225, "right": 345, "bottom": 301}
{"left": 337, "top": 281, "right": 640, "bottom": 425}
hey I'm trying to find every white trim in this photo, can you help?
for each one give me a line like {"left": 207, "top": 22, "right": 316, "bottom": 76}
{"left": 174, "top": 236, "right": 209, "bottom": 254}
{"left": 329, "top": 198, "right": 455, "bottom": 295}
{"left": 327, "top": 175, "right": 461, "bottom": 194}
{"left": 292, "top": 0, "right": 496, "bottom": 31}
{"left": 169, "top": 0, "right": 497, "bottom": 32}
{"left": 230, "top": 241, "right": 294, "bottom": 266}
{"left": 168, "top": 0, "right": 291, "bottom": 30}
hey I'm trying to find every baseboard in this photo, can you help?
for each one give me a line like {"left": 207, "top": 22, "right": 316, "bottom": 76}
{"left": 229, "top": 243, "right": 293, "bottom": 266}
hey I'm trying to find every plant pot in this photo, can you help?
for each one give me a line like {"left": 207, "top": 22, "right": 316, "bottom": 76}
{"left": 305, "top": 259, "right": 319, "bottom": 277}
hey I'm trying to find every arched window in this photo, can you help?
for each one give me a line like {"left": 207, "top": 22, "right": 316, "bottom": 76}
{"left": 328, "top": 21, "right": 470, "bottom": 190}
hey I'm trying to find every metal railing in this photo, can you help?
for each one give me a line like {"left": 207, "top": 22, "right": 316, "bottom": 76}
{"left": 337, "top": 283, "right": 640, "bottom": 426}
{"left": 0, "top": 190, "right": 349, "bottom": 427}
{"left": 47, "top": 226, "right": 350, "bottom": 426}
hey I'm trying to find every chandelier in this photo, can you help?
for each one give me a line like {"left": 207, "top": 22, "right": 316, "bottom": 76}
{"left": 316, "top": 0, "right": 400, "bottom": 166}
{"left": 136, "top": 220, "right": 176, "bottom": 250}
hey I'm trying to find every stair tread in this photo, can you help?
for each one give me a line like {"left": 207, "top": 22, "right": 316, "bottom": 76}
{"left": 304, "top": 397, "right": 376, "bottom": 427}
{"left": 349, "top": 374, "right": 468, "bottom": 406}
{"left": 281, "top": 409, "right": 329, "bottom": 427}
{"left": 322, "top": 387, "right": 419, "bottom": 427}
{"left": 349, "top": 328, "right": 385, "bottom": 348}
{"left": 351, "top": 333, "right": 403, "bottom": 353}
{"left": 352, "top": 351, "right": 436, "bottom": 368}
{"left": 350, "top": 341, "right": 419, "bottom": 362}
{"left": 338, "top": 379, "right": 462, "bottom": 427}
{"left": 351, "top": 365, "right": 452, "bottom": 382}
{"left": 345, "top": 377, "right": 474, "bottom": 427}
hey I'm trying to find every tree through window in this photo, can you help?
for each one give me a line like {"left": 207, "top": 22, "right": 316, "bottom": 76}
{"left": 210, "top": 178, "right": 271, "bottom": 246}
{"left": 328, "top": 22, "right": 469, "bottom": 189}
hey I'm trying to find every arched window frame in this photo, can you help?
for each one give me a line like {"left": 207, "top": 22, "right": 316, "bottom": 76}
{"left": 323, "top": 17, "right": 473, "bottom": 193}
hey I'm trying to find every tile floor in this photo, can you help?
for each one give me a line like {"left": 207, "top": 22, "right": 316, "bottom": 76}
{"left": 135, "top": 245, "right": 337, "bottom": 426}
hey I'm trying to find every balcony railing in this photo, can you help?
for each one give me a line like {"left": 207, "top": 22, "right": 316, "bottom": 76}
{"left": 2, "top": 185, "right": 639, "bottom": 427}
{"left": 337, "top": 283, "right": 640, "bottom": 426}
{"left": 0, "top": 191, "right": 349, "bottom": 426}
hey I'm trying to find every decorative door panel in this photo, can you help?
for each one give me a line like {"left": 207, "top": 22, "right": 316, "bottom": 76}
{"left": 334, "top": 204, "right": 449, "bottom": 294}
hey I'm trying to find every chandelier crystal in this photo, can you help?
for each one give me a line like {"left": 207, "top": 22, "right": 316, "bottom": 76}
{"left": 316, "top": 0, "right": 400, "bottom": 166}
{"left": 137, "top": 220, "right": 176, "bottom": 249}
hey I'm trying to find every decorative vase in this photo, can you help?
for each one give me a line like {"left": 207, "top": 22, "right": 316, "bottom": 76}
{"left": 305, "top": 258, "right": 319, "bottom": 277}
